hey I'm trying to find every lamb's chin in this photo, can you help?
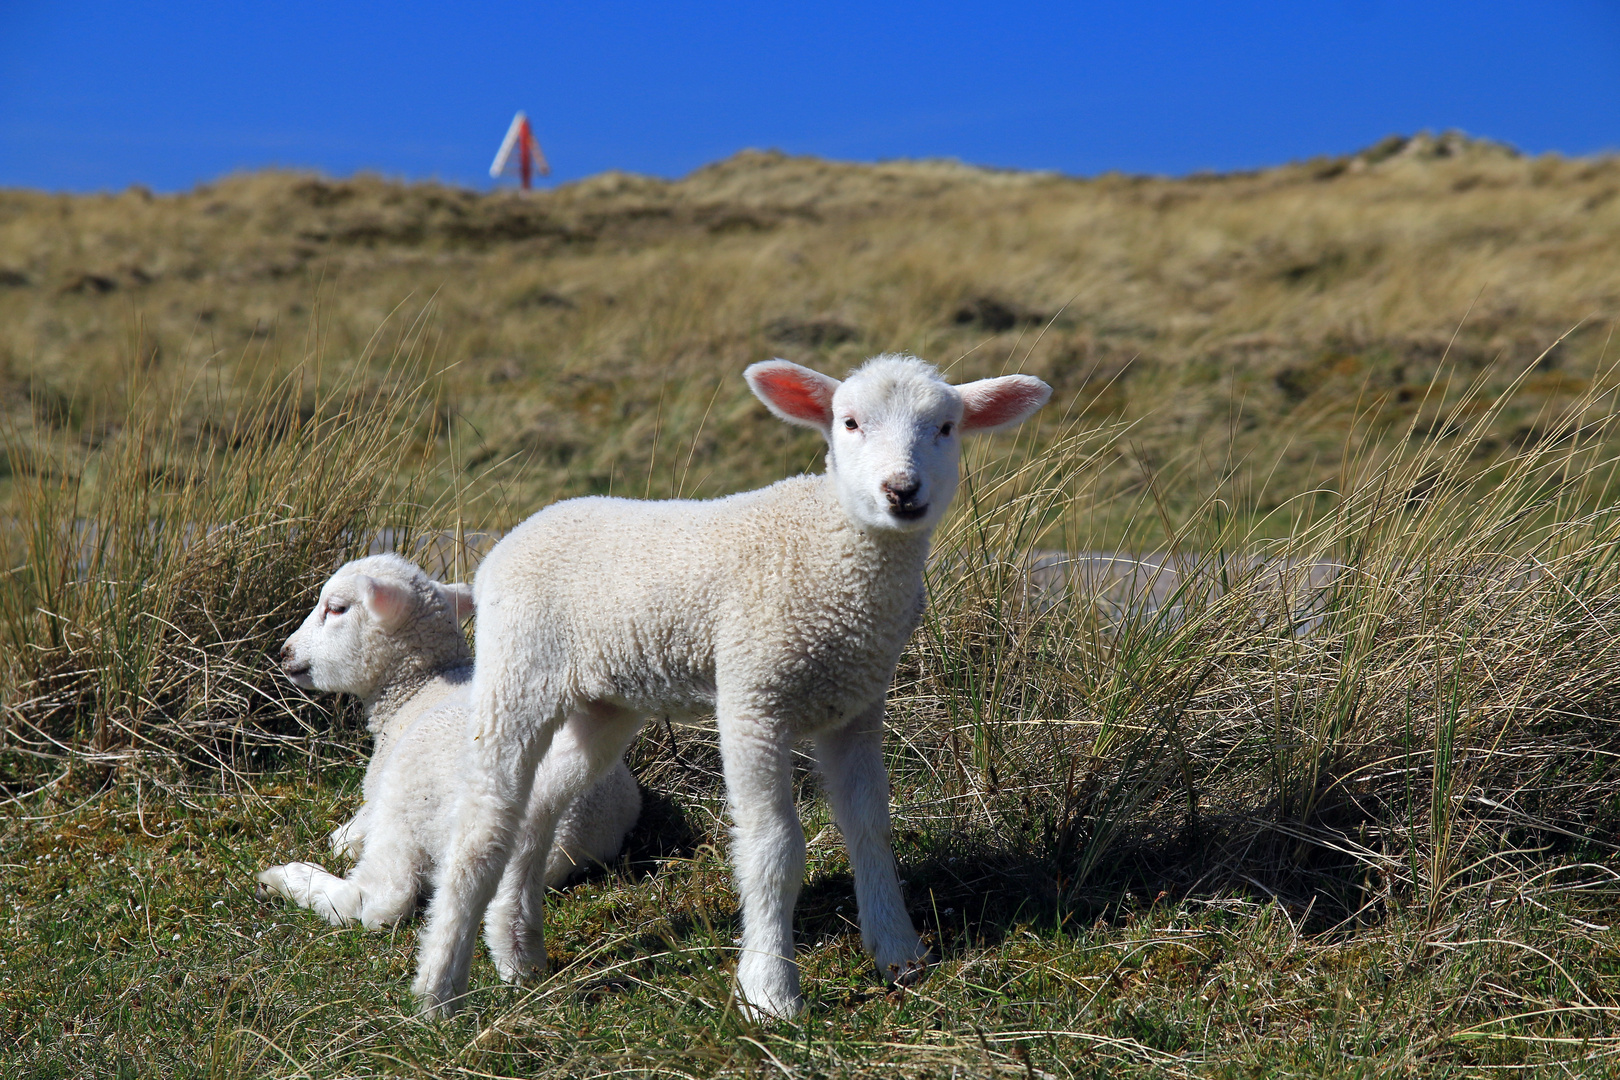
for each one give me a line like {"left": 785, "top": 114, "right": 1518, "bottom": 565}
{"left": 859, "top": 507, "right": 934, "bottom": 535}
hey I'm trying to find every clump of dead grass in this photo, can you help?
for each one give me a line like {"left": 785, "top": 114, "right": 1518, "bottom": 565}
{"left": 897, "top": 340, "right": 1620, "bottom": 943}
{"left": 0, "top": 312, "right": 473, "bottom": 792}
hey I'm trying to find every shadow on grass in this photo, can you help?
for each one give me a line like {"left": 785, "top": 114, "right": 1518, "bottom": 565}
{"left": 618, "top": 785, "right": 705, "bottom": 869}
{"left": 845, "top": 814, "right": 1388, "bottom": 953}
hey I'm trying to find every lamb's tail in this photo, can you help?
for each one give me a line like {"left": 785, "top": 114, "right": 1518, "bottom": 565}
{"left": 256, "top": 862, "right": 364, "bottom": 926}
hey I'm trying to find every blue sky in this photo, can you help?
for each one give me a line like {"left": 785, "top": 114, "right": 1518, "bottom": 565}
{"left": 2, "top": 1, "right": 1617, "bottom": 193}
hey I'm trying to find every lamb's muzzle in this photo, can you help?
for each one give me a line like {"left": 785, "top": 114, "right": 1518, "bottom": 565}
{"left": 279, "top": 642, "right": 312, "bottom": 685}
{"left": 881, "top": 474, "right": 926, "bottom": 518}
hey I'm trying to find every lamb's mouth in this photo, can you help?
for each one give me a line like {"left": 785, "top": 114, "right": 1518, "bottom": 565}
{"left": 890, "top": 504, "right": 929, "bottom": 522}
{"left": 282, "top": 661, "right": 314, "bottom": 687}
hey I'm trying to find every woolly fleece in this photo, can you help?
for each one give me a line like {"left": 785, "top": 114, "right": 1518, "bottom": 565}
{"left": 256, "top": 554, "right": 641, "bottom": 929}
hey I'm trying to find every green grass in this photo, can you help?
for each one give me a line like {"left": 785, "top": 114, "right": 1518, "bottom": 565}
{"left": 5, "top": 321, "right": 1620, "bottom": 1076}
{"left": 5, "top": 769, "right": 1619, "bottom": 1077}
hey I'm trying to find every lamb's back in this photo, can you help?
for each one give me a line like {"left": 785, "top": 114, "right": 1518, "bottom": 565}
{"left": 479, "top": 474, "right": 923, "bottom": 726}
{"left": 372, "top": 681, "right": 470, "bottom": 859}
{"left": 479, "top": 476, "right": 838, "bottom": 709}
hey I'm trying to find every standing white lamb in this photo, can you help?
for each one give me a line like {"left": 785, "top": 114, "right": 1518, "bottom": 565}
{"left": 411, "top": 354, "right": 1050, "bottom": 1019}
{"left": 256, "top": 553, "right": 642, "bottom": 930}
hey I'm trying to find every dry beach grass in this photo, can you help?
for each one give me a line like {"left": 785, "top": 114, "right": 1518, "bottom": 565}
{"left": 4, "top": 136, "right": 1620, "bottom": 1076}
{"left": 4, "top": 130, "right": 1619, "bottom": 526}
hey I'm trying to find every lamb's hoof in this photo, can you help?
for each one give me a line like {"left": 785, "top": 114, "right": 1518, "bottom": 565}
{"left": 412, "top": 975, "right": 464, "bottom": 1020}
{"left": 494, "top": 954, "right": 548, "bottom": 985}
{"left": 880, "top": 953, "right": 934, "bottom": 988}
{"left": 417, "top": 995, "right": 453, "bottom": 1020}
{"left": 734, "top": 956, "right": 804, "bottom": 1022}
{"left": 737, "top": 994, "right": 805, "bottom": 1024}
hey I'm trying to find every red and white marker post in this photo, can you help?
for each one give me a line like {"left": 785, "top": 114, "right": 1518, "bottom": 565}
{"left": 490, "top": 111, "right": 550, "bottom": 190}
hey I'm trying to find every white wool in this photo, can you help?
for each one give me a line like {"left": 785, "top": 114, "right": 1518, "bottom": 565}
{"left": 412, "top": 354, "right": 1051, "bottom": 1019}
{"left": 256, "top": 554, "right": 641, "bottom": 934}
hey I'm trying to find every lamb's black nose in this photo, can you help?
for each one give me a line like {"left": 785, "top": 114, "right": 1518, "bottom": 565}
{"left": 279, "top": 643, "right": 294, "bottom": 665}
{"left": 882, "top": 477, "right": 922, "bottom": 508}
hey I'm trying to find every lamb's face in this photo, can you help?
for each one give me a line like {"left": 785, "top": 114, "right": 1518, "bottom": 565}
{"left": 280, "top": 567, "right": 403, "bottom": 699}
{"left": 827, "top": 366, "right": 963, "bottom": 534}
{"left": 745, "top": 355, "right": 1053, "bottom": 536}
{"left": 279, "top": 556, "right": 472, "bottom": 702}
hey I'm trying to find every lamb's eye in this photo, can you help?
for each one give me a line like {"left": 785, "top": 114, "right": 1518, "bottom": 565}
{"left": 940, "top": 422, "right": 954, "bottom": 437}
{"left": 325, "top": 602, "right": 348, "bottom": 617}
{"left": 843, "top": 417, "right": 859, "bottom": 431}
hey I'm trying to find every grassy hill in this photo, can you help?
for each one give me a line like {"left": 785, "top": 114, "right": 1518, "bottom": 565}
{"left": 4, "top": 131, "right": 1618, "bottom": 532}
{"left": 4, "top": 138, "right": 1620, "bottom": 1076}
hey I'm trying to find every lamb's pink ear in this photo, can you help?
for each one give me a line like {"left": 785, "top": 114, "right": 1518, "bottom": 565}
{"left": 744, "top": 359, "right": 841, "bottom": 433}
{"left": 957, "top": 375, "right": 1052, "bottom": 433}
{"left": 356, "top": 575, "right": 415, "bottom": 630}
{"left": 437, "top": 582, "right": 475, "bottom": 621}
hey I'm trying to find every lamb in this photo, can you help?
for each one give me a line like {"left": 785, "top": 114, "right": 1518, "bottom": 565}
{"left": 256, "top": 553, "right": 642, "bottom": 930}
{"left": 411, "top": 354, "right": 1051, "bottom": 1019}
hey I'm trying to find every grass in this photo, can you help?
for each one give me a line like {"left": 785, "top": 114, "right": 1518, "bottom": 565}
{"left": 6, "top": 341, "right": 1620, "bottom": 1076}
{"left": 7, "top": 779, "right": 1619, "bottom": 1078}
{"left": 5, "top": 142, "right": 1620, "bottom": 1076}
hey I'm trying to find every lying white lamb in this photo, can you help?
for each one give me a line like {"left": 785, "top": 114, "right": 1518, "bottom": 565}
{"left": 257, "top": 553, "right": 641, "bottom": 930}
{"left": 411, "top": 354, "right": 1050, "bottom": 1019}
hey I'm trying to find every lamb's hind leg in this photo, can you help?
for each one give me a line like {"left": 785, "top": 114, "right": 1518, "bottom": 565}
{"left": 412, "top": 683, "right": 560, "bottom": 1017}
{"left": 485, "top": 702, "right": 644, "bottom": 984}
{"left": 347, "top": 827, "right": 429, "bottom": 930}
{"left": 719, "top": 711, "right": 805, "bottom": 1019}
{"left": 814, "top": 701, "right": 929, "bottom": 986}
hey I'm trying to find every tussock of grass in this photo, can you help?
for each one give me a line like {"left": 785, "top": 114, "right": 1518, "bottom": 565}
{"left": 0, "top": 316, "right": 474, "bottom": 792}
{"left": 905, "top": 346, "right": 1620, "bottom": 930}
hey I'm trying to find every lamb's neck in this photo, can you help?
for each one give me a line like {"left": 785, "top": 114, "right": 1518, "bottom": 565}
{"left": 791, "top": 475, "right": 930, "bottom": 579}
{"left": 362, "top": 658, "right": 471, "bottom": 727}
{"left": 830, "top": 514, "right": 936, "bottom": 587}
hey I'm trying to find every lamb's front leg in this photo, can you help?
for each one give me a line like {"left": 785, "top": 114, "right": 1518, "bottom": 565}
{"left": 330, "top": 803, "right": 371, "bottom": 860}
{"left": 719, "top": 713, "right": 805, "bottom": 1019}
{"left": 412, "top": 704, "right": 557, "bottom": 1018}
{"left": 815, "top": 701, "right": 929, "bottom": 986}
{"left": 256, "top": 861, "right": 362, "bottom": 925}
